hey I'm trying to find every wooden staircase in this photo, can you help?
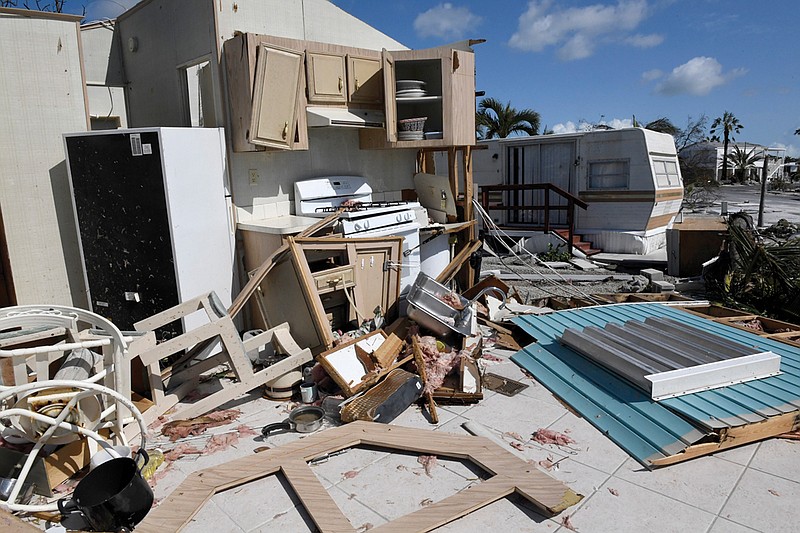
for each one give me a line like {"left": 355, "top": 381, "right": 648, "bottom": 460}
{"left": 554, "top": 229, "right": 602, "bottom": 257}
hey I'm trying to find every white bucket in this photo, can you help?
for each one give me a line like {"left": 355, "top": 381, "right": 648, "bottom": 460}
{"left": 89, "top": 445, "right": 132, "bottom": 471}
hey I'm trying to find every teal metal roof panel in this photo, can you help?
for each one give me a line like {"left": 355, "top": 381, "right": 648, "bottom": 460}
{"left": 511, "top": 302, "right": 800, "bottom": 465}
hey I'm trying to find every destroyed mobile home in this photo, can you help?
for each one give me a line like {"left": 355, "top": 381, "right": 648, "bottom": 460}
{"left": 2, "top": 210, "right": 800, "bottom": 531}
{"left": 2, "top": 2, "right": 800, "bottom": 532}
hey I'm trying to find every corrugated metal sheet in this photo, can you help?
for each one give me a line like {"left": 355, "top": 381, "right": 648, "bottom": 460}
{"left": 559, "top": 317, "right": 780, "bottom": 399}
{"left": 511, "top": 302, "right": 800, "bottom": 466}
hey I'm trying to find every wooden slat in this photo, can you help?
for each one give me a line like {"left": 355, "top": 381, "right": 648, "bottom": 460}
{"left": 435, "top": 239, "right": 481, "bottom": 286}
{"left": 652, "top": 410, "right": 800, "bottom": 466}
{"left": 372, "top": 476, "right": 515, "bottom": 533}
{"left": 135, "top": 473, "right": 217, "bottom": 533}
{"left": 282, "top": 460, "right": 356, "bottom": 533}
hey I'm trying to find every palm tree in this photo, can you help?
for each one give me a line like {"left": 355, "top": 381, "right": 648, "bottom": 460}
{"left": 476, "top": 97, "right": 540, "bottom": 139}
{"left": 726, "top": 145, "right": 762, "bottom": 182}
{"left": 710, "top": 111, "right": 743, "bottom": 181}
{"left": 644, "top": 117, "right": 680, "bottom": 136}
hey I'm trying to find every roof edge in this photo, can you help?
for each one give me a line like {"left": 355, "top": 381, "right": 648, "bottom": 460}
{"left": 0, "top": 6, "right": 83, "bottom": 22}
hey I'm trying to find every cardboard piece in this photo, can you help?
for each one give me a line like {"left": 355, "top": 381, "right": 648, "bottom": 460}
{"left": 414, "top": 173, "right": 457, "bottom": 224}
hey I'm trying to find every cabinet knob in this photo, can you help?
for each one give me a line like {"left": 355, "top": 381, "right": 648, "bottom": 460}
{"left": 338, "top": 76, "right": 343, "bottom": 92}
{"left": 282, "top": 121, "right": 289, "bottom": 140}
{"left": 354, "top": 78, "right": 360, "bottom": 91}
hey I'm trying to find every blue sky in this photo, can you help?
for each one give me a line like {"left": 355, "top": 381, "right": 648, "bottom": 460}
{"left": 76, "top": 0, "right": 799, "bottom": 155}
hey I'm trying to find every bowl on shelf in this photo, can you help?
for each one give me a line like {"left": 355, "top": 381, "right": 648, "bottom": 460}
{"left": 398, "top": 131, "right": 425, "bottom": 141}
{"left": 398, "top": 117, "right": 427, "bottom": 132}
{"left": 396, "top": 79, "right": 426, "bottom": 92}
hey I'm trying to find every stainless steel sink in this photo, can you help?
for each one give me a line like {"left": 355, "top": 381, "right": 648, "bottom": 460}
{"left": 406, "top": 273, "right": 475, "bottom": 337}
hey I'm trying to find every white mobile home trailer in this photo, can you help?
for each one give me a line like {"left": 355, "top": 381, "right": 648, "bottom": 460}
{"left": 473, "top": 128, "right": 683, "bottom": 254}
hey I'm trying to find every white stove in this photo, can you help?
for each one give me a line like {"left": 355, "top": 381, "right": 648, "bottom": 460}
{"left": 294, "top": 177, "right": 424, "bottom": 301}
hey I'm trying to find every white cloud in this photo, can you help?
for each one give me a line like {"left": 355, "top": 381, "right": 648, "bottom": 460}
{"left": 509, "top": 0, "right": 655, "bottom": 60}
{"left": 552, "top": 118, "right": 633, "bottom": 133}
{"left": 414, "top": 3, "right": 481, "bottom": 40}
{"left": 773, "top": 143, "right": 799, "bottom": 158}
{"left": 626, "top": 33, "right": 664, "bottom": 48}
{"left": 552, "top": 121, "right": 583, "bottom": 134}
{"left": 653, "top": 56, "right": 747, "bottom": 96}
{"left": 641, "top": 69, "right": 663, "bottom": 82}
{"left": 85, "top": 0, "right": 140, "bottom": 21}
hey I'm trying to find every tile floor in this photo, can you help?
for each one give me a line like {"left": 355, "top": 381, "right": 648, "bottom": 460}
{"left": 149, "top": 355, "right": 800, "bottom": 533}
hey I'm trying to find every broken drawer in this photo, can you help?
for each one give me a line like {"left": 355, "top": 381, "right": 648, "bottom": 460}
{"left": 313, "top": 265, "right": 356, "bottom": 294}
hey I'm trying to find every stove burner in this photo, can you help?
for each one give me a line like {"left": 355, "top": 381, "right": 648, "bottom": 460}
{"left": 315, "top": 201, "right": 410, "bottom": 213}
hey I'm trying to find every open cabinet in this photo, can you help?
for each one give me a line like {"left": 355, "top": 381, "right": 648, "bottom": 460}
{"left": 224, "top": 34, "right": 309, "bottom": 152}
{"left": 360, "top": 46, "right": 476, "bottom": 149}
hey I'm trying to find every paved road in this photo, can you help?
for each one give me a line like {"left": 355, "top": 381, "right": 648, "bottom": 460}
{"left": 689, "top": 183, "right": 800, "bottom": 226}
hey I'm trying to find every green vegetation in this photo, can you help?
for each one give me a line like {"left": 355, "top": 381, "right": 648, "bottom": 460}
{"left": 537, "top": 242, "right": 571, "bottom": 262}
{"left": 706, "top": 215, "right": 800, "bottom": 323}
{"left": 476, "top": 97, "right": 541, "bottom": 139}
{"left": 710, "top": 111, "right": 744, "bottom": 182}
{"left": 726, "top": 145, "right": 762, "bottom": 182}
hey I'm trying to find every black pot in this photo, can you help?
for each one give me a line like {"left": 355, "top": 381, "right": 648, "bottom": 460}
{"left": 59, "top": 450, "right": 154, "bottom": 532}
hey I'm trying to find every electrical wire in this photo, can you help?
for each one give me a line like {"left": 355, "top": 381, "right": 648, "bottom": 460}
{"left": 471, "top": 199, "right": 603, "bottom": 305}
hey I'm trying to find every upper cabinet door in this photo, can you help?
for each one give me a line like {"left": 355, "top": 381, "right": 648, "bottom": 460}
{"left": 249, "top": 44, "right": 303, "bottom": 149}
{"left": 381, "top": 49, "right": 397, "bottom": 143}
{"left": 347, "top": 55, "right": 383, "bottom": 104}
{"left": 306, "top": 52, "right": 347, "bottom": 103}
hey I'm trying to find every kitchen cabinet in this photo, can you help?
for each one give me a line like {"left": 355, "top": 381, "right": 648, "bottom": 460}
{"left": 359, "top": 46, "right": 476, "bottom": 149}
{"left": 250, "top": 43, "right": 308, "bottom": 150}
{"left": 347, "top": 55, "right": 383, "bottom": 104}
{"left": 306, "top": 52, "right": 347, "bottom": 103}
{"left": 223, "top": 34, "right": 309, "bottom": 152}
{"left": 307, "top": 52, "right": 382, "bottom": 106}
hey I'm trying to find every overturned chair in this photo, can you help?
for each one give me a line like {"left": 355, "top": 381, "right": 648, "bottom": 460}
{"left": 134, "top": 291, "right": 312, "bottom": 419}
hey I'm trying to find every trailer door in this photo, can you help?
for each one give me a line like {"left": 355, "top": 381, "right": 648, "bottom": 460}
{"left": 506, "top": 140, "right": 575, "bottom": 225}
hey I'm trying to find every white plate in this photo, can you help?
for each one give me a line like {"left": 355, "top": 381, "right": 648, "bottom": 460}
{"left": 424, "top": 131, "right": 443, "bottom": 140}
{"left": 396, "top": 79, "right": 426, "bottom": 91}
{"left": 396, "top": 89, "right": 428, "bottom": 98}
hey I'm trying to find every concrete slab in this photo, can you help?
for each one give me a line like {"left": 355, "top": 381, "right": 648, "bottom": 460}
{"left": 141, "top": 350, "right": 800, "bottom": 533}
{"left": 570, "top": 258, "right": 600, "bottom": 270}
{"left": 719, "top": 468, "right": 800, "bottom": 531}
{"left": 614, "top": 455, "right": 745, "bottom": 514}
{"left": 640, "top": 268, "right": 664, "bottom": 281}
{"left": 570, "top": 477, "right": 716, "bottom": 533}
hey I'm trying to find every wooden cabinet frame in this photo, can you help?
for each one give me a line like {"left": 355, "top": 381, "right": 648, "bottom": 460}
{"left": 249, "top": 43, "right": 308, "bottom": 150}
{"left": 360, "top": 46, "right": 476, "bottom": 150}
{"left": 224, "top": 33, "right": 385, "bottom": 152}
{"left": 256, "top": 236, "right": 403, "bottom": 354}
{"left": 346, "top": 54, "right": 383, "bottom": 105}
{"left": 306, "top": 51, "right": 347, "bottom": 103}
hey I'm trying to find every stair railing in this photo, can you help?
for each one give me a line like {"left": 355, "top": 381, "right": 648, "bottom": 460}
{"left": 479, "top": 183, "right": 589, "bottom": 254}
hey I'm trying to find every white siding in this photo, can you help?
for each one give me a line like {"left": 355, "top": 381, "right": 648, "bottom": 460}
{"left": 0, "top": 13, "right": 88, "bottom": 305}
{"left": 215, "top": 0, "right": 406, "bottom": 50}
{"left": 81, "top": 23, "right": 128, "bottom": 127}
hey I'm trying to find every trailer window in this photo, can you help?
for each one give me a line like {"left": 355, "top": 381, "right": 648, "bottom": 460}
{"left": 589, "top": 160, "right": 628, "bottom": 189}
{"left": 654, "top": 159, "right": 681, "bottom": 187}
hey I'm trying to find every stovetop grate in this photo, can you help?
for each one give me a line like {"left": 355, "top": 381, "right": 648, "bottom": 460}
{"left": 315, "top": 201, "right": 411, "bottom": 213}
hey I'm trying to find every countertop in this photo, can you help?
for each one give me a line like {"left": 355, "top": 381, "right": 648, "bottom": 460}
{"left": 237, "top": 215, "right": 320, "bottom": 235}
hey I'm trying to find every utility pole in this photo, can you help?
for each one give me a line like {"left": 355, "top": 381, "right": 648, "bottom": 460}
{"left": 758, "top": 151, "right": 769, "bottom": 227}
